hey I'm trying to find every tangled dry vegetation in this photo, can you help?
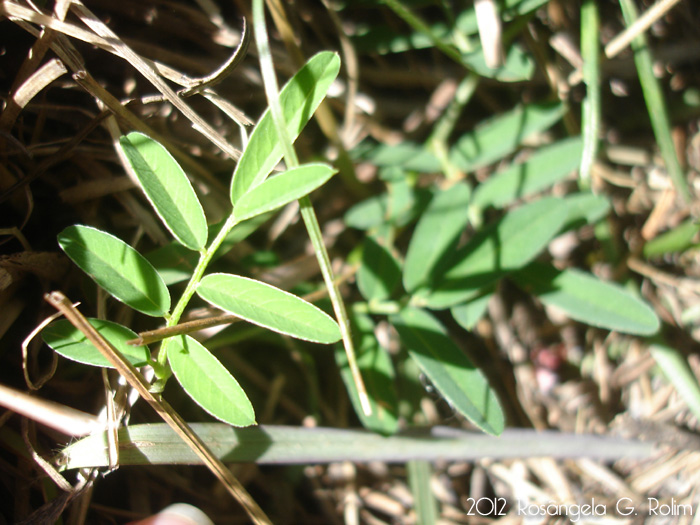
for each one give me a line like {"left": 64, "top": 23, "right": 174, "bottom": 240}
{"left": 1, "top": 0, "right": 700, "bottom": 523}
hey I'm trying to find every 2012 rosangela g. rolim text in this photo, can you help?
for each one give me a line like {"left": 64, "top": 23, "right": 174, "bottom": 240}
{"left": 461, "top": 497, "right": 694, "bottom": 521}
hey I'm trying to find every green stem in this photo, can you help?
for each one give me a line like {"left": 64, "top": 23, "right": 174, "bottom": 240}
{"left": 381, "top": 0, "right": 464, "bottom": 66}
{"left": 156, "top": 212, "right": 239, "bottom": 372}
{"left": 618, "top": 0, "right": 691, "bottom": 204}
{"left": 253, "top": 0, "right": 371, "bottom": 415}
{"left": 579, "top": 0, "right": 600, "bottom": 185}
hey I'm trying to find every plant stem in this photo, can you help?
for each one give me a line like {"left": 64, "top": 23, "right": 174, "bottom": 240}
{"left": 580, "top": 0, "right": 600, "bottom": 184}
{"left": 156, "top": 212, "right": 239, "bottom": 370}
{"left": 254, "top": 0, "right": 371, "bottom": 415}
{"left": 618, "top": 0, "right": 691, "bottom": 204}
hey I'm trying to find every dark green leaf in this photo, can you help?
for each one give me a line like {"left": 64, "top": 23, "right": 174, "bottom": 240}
{"left": 451, "top": 292, "right": 493, "bottom": 331}
{"left": 357, "top": 229, "right": 402, "bottom": 301}
{"left": 42, "top": 319, "right": 149, "bottom": 368}
{"left": 419, "top": 197, "right": 568, "bottom": 309}
{"left": 472, "top": 137, "right": 583, "bottom": 210}
{"left": 461, "top": 43, "right": 535, "bottom": 82}
{"left": 449, "top": 102, "right": 566, "bottom": 172}
{"left": 391, "top": 308, "right": 504, "bottom": 435}
{"left": 403, "top": 181, "right": 470, "bottom": 292}
{"left": 513, "top": 262, "right": 660, "bottom": 335}
{"left": 335, "top": 313, "right": 399, "bottom": 435}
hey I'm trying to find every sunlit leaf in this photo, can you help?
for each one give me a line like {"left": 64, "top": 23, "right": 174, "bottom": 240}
{"left": 231, "top": 52, "right": 340, "bottom": 203}
{"left": 120, "top": 132, "right": 207, "bottom": 251}
{"left": 197, "top": 273, "right": 341, "bottom": 343}
{"left": 58, "top": 225, "right": 170, "bottom": 317}
{"left": 643, "top": 219, "right": 700, "bottom": 257}
{"left": 234, "top": 163, "right": 336, "bottom": 221}
{"left": 168, "top": 335, "right": 255, "bottom": 427}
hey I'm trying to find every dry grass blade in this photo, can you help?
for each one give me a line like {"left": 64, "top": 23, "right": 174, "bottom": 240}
{"left": 0, "top": 382, "right": 101, "bottom": 437}
{"left": 605, "top": 0, "right": 684, "bottom": 59}
{"left": 68, "top": 0, "right": 241, "bottom": 159}
{"left": 44, "top": 292, "right": 273, "bottom": 525}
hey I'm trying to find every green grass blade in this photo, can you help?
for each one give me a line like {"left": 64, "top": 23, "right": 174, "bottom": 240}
{"left": 168, "top": 335, "right": 255, "bottom": 427}
{"left": 230, "top": 52, "right": 341, "bottom": 203}
{"left": 403, "top": 181, "right": 471, "bottom": 292}
{"left": 335, "top": 313, "right": 399, "bottom": 435}
{"left": 58, "top": 424, "right": 655, "bottom": 470}
{"left": 449, "top": 101, "right": 565, "bottom": 172}
{"left": 471, "top": 137, "right": 583, "bottom": 210}
{"left": 419, "top": 197, "right": 568, "bottom": 309}
{"left": 649, "top": 342, "right": 700, "bottom": 421}
{"left": 42, "top": 319, "right": 149, "bottom": 368}
{"left": 197, "top": 273, "right": 341, "bottom": 344}
{"left": 407, "top": 460, "right": 439, "bottom": 524}
{"left": 618, "top": 0, "right": 690, "bottom": 203}
{"left": 391, "top": 307, "right": 504, "bottom": 435}
{"left": 579, "top": 0, "right": 600, "bottom": 181}
{"left": 234, "top": 163, "right": 336, "bottom": 221}
{"left": 120, "top": 132, "right": 208, "bottom": 251}
{"left": 513, "top": 262, "right": 660, "bottom": 335}
{"left": 643, "top": 219, "right": 700, "bottom": 258}
{"left": 58, "top": 225, "right": 170, "bottom": 317}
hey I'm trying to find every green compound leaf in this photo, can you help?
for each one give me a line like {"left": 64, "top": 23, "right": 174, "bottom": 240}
{"left": 449, "top": 102, "right": 566, "bottom": 172}
{"left": 336, "top": 312, "right": 399, "bottom": 435}
{"left": 234, "top": 163, "right": 336, "bottom": 221}
{"left": 357, "top": 229, "right": 402, "bottom": 302}
{"left": 419, "top": 197, "right": 568, "bottom": 309}
{"left": 168, "top": 335, "right": 255, "bottom": 427}
{"left": 197, "top": 273, "right": 341, "bottom": 344}
{"left": 120, "top": 132, "right": 207, "bottom": 251}
{"left": 513, "top": 262, "right": 660, "bottom": 335}
{"left": 58, "top": 225, "right": 170, "bottom": 317}
{"left": 231, "top": 52, "right": 341, "bottom": 204}
{"left": 403, "top": 181, "right": 470, "bottom": 293}
{"left": 472, "top": 137, "right": 583, "bottom": 210}
{"left": 391, "top": 308, "right": 504, "bottom": 435}
{"left": 42, "top": 319, "right": 149, "bottom": 368}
